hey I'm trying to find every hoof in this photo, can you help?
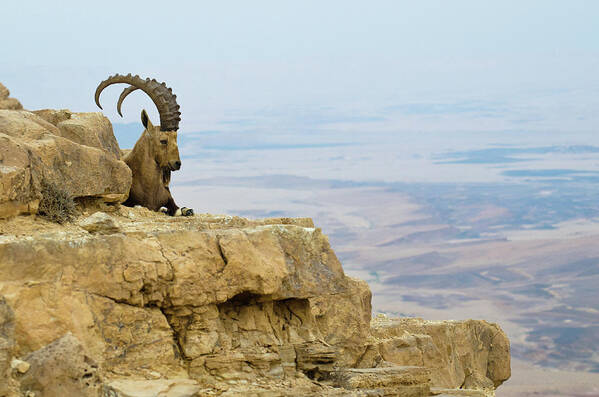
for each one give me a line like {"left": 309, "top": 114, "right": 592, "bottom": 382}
{"left": 181, "top": 207, "right": 194, "bottom": 217}
{"left": 159, "top": 207, "right": 168, "bottom": 214}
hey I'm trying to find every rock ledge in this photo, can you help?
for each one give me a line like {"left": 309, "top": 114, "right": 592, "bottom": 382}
{"left": 0, "top": 209, "right": 510, "bottom": 396}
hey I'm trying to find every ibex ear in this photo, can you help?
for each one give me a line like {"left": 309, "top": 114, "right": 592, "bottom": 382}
{"left": 141, "top": 109, "right": 154, "bottom": 130}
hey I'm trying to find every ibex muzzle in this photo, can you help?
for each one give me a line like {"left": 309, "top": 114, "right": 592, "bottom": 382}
{"left": 95, "top": 74, "right": 193, "bottom": 216}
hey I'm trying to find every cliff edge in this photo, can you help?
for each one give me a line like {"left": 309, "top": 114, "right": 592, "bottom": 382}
{"left": 0, "top": 84, "right": 510, "bottom": 396}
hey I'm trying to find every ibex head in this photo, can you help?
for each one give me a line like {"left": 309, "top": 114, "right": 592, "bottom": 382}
{"left": 94, "top": 74, "right": 182, "bottom": 171}
{"left": 140, "top": 109, "right": 181, "bottom": 171}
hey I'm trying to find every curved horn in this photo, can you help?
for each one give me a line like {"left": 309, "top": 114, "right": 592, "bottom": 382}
{"left": 116, "top": 85, "right": 139, "bottom": 117}
{"left": 94, "top": 73, "right": 181, "bottom": 131}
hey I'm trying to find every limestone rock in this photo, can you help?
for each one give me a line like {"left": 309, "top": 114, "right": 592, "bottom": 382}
{"left": 31, "top": 109, "right": 72, "bottom": 126}
{"left": 295, "top": 341, "right": 338, "bottom": 379}
{"left": 0, "top": 83, "right": 23, "bottom": 110}
{"left": 0, "top": 98, "right": 22, "bottom": 111}
{"left": 103, "top": 378, "right": 201, "bottom": 397}
{"left": 46, "top": 110, "right": 121, "bottom": 158}
{"left": 371, "top": 317, "right": 511, "bottom": 391}
{"left": 79, "top": 211, "right": 121, "bottom": 234}
{"left": 430, "top": 388, "right": 489, "bottom": 396}
{"left": 0, "top": 215, "right": 352, "bottom": 380}
{"left": 0, "top": 295, "right": 19, "bottom": 396}
{"left": 10, "top": 358, "right": 30, "bottom": 373}
{"left": 310, "top": 277, "right": 374, "bottom": 367}
{"left": 0, "top": 83, "right": 8, "bottom": 99}
{"left": 0, "top": 109, "right": 131, "bottom": 218}
{"left": 0, "top": 210, "right": 511, "bottom": 396}
{"left": 19, "top": 333, "right": 103, "bottom": 397}
{"left": 333, "top": 366, "right": 431, "bottom": 396}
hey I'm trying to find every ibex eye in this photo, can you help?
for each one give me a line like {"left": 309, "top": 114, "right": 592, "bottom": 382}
{"left": 160, "top": 140, "right": 167, "bottom": 145}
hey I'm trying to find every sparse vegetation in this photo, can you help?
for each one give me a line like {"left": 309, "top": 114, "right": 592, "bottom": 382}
{"left": 37, "top": 181, "right": 76, "bottom": 224}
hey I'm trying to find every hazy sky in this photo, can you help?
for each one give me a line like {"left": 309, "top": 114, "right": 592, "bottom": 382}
{"left": 2, "top": 1, "right": 598, "bottom": 132}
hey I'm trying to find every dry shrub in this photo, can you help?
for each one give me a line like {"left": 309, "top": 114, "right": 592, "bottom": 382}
{"left": 38, "top": 181, "right": 76, "bottom": 224}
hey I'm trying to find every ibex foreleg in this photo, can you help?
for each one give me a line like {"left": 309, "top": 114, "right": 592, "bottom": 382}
{"left": 163, "top": 188, "right": 193, "bottom": 217}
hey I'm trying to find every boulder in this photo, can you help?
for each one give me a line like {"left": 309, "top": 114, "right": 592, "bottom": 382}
{"left": 18, "top": 333, "right": 103, "bottom": 397}
{"left": 10, "top": 358, "right": 30, "bottom": 374}
{"left": 0, "top": 109, "right": 131, "bottom": 218}
{"left": 33, "top": 109, "right": 121, "bottom": 158}
{"left": 0, "top": 83, "right": 23, "bottom": 110}
{"left": 78, "top": 211, "right": 121, "bottom": 234}
{"left": 371, "top": 317, "right": 511, "bottom": 390}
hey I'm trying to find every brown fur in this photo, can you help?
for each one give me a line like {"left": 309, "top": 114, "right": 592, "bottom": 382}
{"left": 122, "top": 110, "right": 187, "bottom": 216}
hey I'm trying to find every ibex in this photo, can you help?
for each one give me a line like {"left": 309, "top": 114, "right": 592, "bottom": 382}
{"left": 95, "top": 74, "right": 193, "bottom": 216}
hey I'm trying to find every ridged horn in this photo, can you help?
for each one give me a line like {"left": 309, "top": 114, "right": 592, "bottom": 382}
{"left": 94, "top": 73, "right": 181, "bottom": 131}
{"left": 116, "top": 85, "right": 139, "bottom": 117}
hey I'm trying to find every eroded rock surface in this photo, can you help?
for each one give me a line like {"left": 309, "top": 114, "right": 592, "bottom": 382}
{"left": 78, "top": 211, "right": 121, "bottom": 234}
{"left": 371, "top": 316, "right": 511, "bottom": 391}
{"left": 0, "top": 296, "right": 18, "bottom": 396}
{"left": 18, "top": 333, "right": 102, "bottom": 397}
{"left": 32, "top": 109, "right": 121, "bottom": 157}
{"left": 0, "top": 209, "right": 510, "bottom": 396}
{"left": 0, "top": 83, "right": 22, "bottom": 111}
{"left": 0, "top": 105, "right": 131, "bottom": 219}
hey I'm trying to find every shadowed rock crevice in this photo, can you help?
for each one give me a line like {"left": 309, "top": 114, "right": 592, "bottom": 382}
{"left": 158, "top": 307, "right": 187, "bottom": 367}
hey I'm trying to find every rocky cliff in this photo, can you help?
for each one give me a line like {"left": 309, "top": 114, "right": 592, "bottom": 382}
{"left": 0, "top": 84, "right": 510, "bottom": 396}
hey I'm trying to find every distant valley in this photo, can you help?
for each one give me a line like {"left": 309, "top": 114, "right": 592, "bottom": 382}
{"left": 115, "top": 113, "right": 599, "bottom": 394}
